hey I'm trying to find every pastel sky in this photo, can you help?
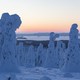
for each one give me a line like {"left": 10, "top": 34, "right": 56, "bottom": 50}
{"left": 0, "top": 0, "right": 80, "bottom": 33}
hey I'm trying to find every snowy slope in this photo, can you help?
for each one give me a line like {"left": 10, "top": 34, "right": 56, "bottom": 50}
{"left": 1, "top": 67, "right": 79, "bottom": 80}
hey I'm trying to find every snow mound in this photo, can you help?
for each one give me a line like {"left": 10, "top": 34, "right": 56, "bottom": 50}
{"left": 7, "top": 74, "right": 17, "bottom": 80}
{"left": 63, "top": 73, "right": 73, "bottom": 78}
{"left": 39, "top": 76, "right": 51, "bottom": 80}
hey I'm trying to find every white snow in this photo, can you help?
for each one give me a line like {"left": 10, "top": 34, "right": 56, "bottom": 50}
{"left": 0, "top": 67, "right": 80, "bottom": 80}
{"left": 39, "top": 76, "right": 51, "bottom": 80}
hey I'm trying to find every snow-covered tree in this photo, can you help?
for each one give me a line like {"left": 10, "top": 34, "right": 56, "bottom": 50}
{"left": 0, "top": 28, "right": 4, "bottom": 62}
{"left": 56, "top": 41, "right": 66, "bottom": 68}
{"left": 16, "top": 42, "right": 25, "bottom": 66}
{"left": 62, "top": 23, "right": 80, "bottom": 72}
{"left": 35, "top": 43, "right": 44, "bottom": 66}
{"left": 26, "top": 45, "right": 35, "bottom": 68}
{"left": 44, "top": 32, "right": 59, "bottom": 68}
{"left": 0, "top": 13, "right": 22, "bottom": 73}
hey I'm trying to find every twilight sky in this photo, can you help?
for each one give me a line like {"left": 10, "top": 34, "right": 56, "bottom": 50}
{"left": 0, "top": 0, "right": 80, "bottom": 33}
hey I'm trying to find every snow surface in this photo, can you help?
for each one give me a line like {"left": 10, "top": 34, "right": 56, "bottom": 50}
{"left": 0, "top": 67, "right": 80, "bottom": 80}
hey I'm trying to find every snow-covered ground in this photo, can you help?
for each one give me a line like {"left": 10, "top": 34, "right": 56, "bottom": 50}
{"left": 17, "top": 67, "right": 80, "bottom": 80}
{"left": 1, "top": 67, "right": 80, "bottom": 80}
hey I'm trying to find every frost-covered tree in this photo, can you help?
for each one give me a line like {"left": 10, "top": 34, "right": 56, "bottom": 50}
{"left": 62, "top": 23, "right": 80, "bottom": 72}
{"left": 16, "top": 42, "right": 25, "bottom": 66}
{"left": 0, "top": 30, "right": 3, "bottom": 62}
{"left": 0, "top": 19, "right": 5, "bottom": 63}
{"left": 41, "top": 48, "right": 47, "bottom": 67}
{"left": 26, "top": 45, "right": 35, "bottom": 68}
{"left": 56, "top": 41, "right": 66, "bottom": 68}
{"left": 35, "top": 43, "right": 44, "bottom": 66}
{"left": 44, "top": 32, "right": 59, "bottom": 68}
{"left": 0, "top": 13, "right": 22, "bottom": 73}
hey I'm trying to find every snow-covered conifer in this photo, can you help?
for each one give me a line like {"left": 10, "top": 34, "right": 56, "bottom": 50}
{"left": 26, "top": 45, "right": 35, "bottom": 68}
{"left": 35, "top": 43, "right": 44, "bottom": 66}
{"left": 56, "top": 41, "right": 66, "bottom": 68}
{"left": 44, "top": 32, "right": 59, "bottom": 68}
{"left": 62, "top": 23, "right": 80, "bottom": 72}
{"left": 0, "top": 13, "right": 22, "bottom": 73}
{"left": 17, "top": 42, "right": 25, "bottom": 66}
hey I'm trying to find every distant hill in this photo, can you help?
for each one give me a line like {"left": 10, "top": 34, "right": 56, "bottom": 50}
{"left": 16, "top": 32, "right": 69, "bottom": 36}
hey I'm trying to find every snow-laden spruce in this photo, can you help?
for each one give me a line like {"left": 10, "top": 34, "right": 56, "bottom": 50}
{"left": 0, "top": 13, "right": 22, "bottom": 73}
{"left": 26, "top": 45, "right": 35, "bottom": 68}
{"left": 35, "top": 43, "right": 44, "bottom": 66}
{"left": 16, "top": 42, "right": 25, "bottom": 66}
{"left": 44, "top": 32, "right": 59, "bottom": 68}
{"left": 0, "top": 29, "right": 3, "bottom": 62}
{"left": 56, "top": 41, "right": 66, "bottom": 68}
{"left": 62, "top": 23, "right": 80, "bottom": 72}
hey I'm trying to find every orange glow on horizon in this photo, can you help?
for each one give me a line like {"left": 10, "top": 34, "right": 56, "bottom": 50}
{"left": 16, "top": 24, "right": 71, "bottom": 33}
{"left": 16, "top": 19, "right": 80, "bottom": 33}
